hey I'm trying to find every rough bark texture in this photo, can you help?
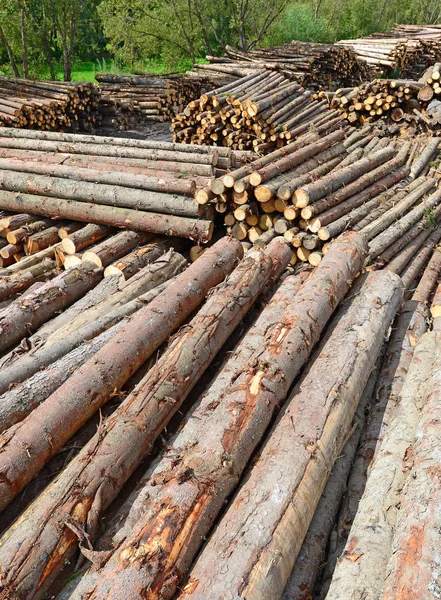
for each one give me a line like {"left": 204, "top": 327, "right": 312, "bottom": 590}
{"left": 0, "top": 241, "right": 288, "bottom": 600}
{"left": 180, "top": 271, "right": 402, "bottom": 600}
{"left": 381, "top": 331, "right": 441, "bottom": 600}
{"left": 0, "top": 262, "right": 102, "bottom": 354}
{"left": 64, "top": 232, "right": 367, "bottom": 600}
{"left": 0, "top": 259, "right": 56, "bottom": 301}
{"left": 431, "top": 281, "right": 441, "bottom": 331}
{"left": 0, "top": 191, "right": 214, "bottom": 242}
{"left": 0, "top": 280, "right": 175, "bottom": 433}
{"left": 0, "top": 237, "right": 242, "bottom": 514}
{"left": 0, "top": 253, "right": 187, "bottom": 395}
{"left": 400, "top": 228, "right": 441, "bottom": 291}
{"left": 282, "top": 365, "right": 379, "bottom": 600}
{"left": 61, "top": 224, "right": 111, "bottom": 255}
{"left": 325, "top": 331, "right": 438, "bottom": 600}
{"left": 80, "top": 231, "right": 152, "bottom": 267}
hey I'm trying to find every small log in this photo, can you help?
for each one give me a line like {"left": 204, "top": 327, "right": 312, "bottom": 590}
{"left": 81, "top": 231, "right": 153, "bottom": 268}
{"left": 61, "top": 224, "right": 111, "bottom": 254}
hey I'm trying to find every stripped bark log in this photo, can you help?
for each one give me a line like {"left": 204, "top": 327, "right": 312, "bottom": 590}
{"left": 0, "top": 240, "right": 290, "bottom": 600}
{"left": 0, "top": 237, "right": 242, "bottom": 514}
{"left": 64, "top": 232, "right": 367, "bottom": 600}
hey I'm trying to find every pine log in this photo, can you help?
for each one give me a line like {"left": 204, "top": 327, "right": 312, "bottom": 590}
{"left": 6, "top": 219, "right": 53, "bottom": 244}
{"left": 0, "top": 253, "right": 187, "bottom": 396}
{"left": 431, "top": 281, "right": 441, "bottom": 331}
{"left": 410, "top": 137, "right": 440, "bottom": 179}
{"left": 61, "top": 224, "right": 111, "bottom": 254}
{"left": 0, "top": 191, "right": 214, "bottom": 242}
{"left": 0, "top": 241, "right": 290, "bottom": 599}
{"left": 63, "top": 232, "right": 367, "bottom": 600}
{"left": 0, "top": 238, "right": 242, "bottom": 514}
{"left": 25, "top": 226, "right": 61, "bottom": 255}
{"left": 0, "top": 262, "right": 102, "bottom": 354}
{"left": 0, "top": 259, "right": 56, "bottom": 302}
{"left": 180, "top": 271, "right": 402, "bottom": 600}
{"left": 80, "top": 231, "right": 152, "bottom": 268}
{"left": 385, "top": 227, "right": 435, "bottom": 274}
{"left": 400, "top": 228, "right": 441, "bottom": 291}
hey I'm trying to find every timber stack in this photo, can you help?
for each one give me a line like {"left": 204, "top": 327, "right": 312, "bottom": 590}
{"left": 172, "top": 70, "right": 344, "bottom": 151}
{"left": 188, "top": 42, "right": 372, "bottom": 89}
{"left": 96, "top": 73, "right": 211, "bottom": 129}
{"left": 0, "top": 76, "right": 100, "bottom": 132}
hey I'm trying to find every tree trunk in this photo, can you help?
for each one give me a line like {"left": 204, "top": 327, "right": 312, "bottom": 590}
{"left": 7, "top": 219, "right": 53, "bottom": 245}
{"left": 20, "top": 7, "right": 29, "bottom": 80}
{"left": 180, "top": 271, "right": 402, "bottom": 600}
{"left": 381, "top": 331, "right": 441, "bottom": 599}
{"left": 385, "top": 226, "right": 438, "bottom": 275}
{"left": 410, "top": 137, "right": 440, "bottom": 178}
{"left": 25, "top": 226, "right": 61, "bottom": 255}
{"left": 61, "top": 224, "right": 111, "bottom": 255}
{"left": 0, "top": 238, "right": 242, "bottom": 514}
{"left": 282, "top": 363, "right": 379, "bottom": 600}
{"left": 79, "top": 231, "right": 153, "bottom": 268}
{"left": 0, "top": 261, "right": 102, "bottom": 354}
{"left": 0, "top": 25, "right": 20, "bottom": 78}
{"left": 0, "top": 279, "right": 175, "bottom": 433}
{"left": 0, "top": 191, "right": 214, "bottom": 242}
{"left": 0, "top": 253, "right": 187, "bottom": 395}
{"left": 0, "top": 241, "right": 289, "bottom": 600}
{"left": 63, "top": 232, "right": 367, "bottom": 600}
{"left": 0, "top": 259, "right": 56, "bottom": 302}
{"left": 400, "top": 228, "right": 441, "bottom": 291}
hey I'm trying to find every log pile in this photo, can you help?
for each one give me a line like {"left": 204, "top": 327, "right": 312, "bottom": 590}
{"left": 188, "top": 42, "right": 372, "bottom": 90}
{"left": 172, "top": 70, "right": 344, "bottom": 150}
{"left": 0, "top": 76, "right": 100, "bottom": 132}
{"left": 96, "top": 74, "right": 211, "bottom": 129}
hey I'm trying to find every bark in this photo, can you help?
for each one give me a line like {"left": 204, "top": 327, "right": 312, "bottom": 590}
{"left": 0, "top": 238, "right": 242, "bottom": 514}
{"left": 410, "top": 137, "right": 440, "bottom": 178}
{"left": 0, "top": 242, "right": 288, "bottom": 600}
{"left": 368, "top": 189, "right": 441, "bottom": 260}
{"left": 282, "top": 364, "right": 379, "bottom": 600}
{"left": 361, "top": 178, "right": 435, "bottom": 241}
{"left": 1, "top": 242, "right": 62, "bottom": 275}
{"left": 7, "top": 219, "right": 53, "bottom": 245}
{"left": 376, "top": 219, "right": 438, "bottom": 268}
{"left": 400, "top": 228, "right": 441, "bottom": 291}
{"left": 0, "top": 253, "right": 187, "bottom": 396}
{"left": 180, "top": 271, "right": 402, "bottom": 600}
{"left": 431, "top": 282, "right": 441, "bottom": 331}
{"left": 0, "top": 259, "right": 56, "bottom": 302}
{"left": 25, "top": 226, "right": 61, "bottom": 255}
{"left": 61, "top": 224, "right": 111, "bottom": 255}
{"left": 0, "top": 171, "right": 204, "bottom": 219}
{"left": 294, "top": 148, "right": 396, "bottom": 207}
{"left": 0, "top": 159, "right": 197, "bottom": 197}
{"left": 0, "top": 26, "right": 20, "bottom": 78}
{"left": 381, "top": 332, "right": 441, "bottom": 599}
{"left": 80, "top": 231, "right": 153, "bottom": 268}
{"left": 0, "top": 279, "right": 176, "bottom": 433}
{"left": 325, "top": 329, "right": 438, "bottom": 600}
{"left": 64, "top": 232, "right": 367, "bottom": 600}
{"left": 0, "top": 262, "right": 102, "bottom": 354}
{"left": 0, "top": 191, "right": 214, "bottom": 242}
{"left": 385, "top": 227, "right": 437, "bottom": 275}
{"left": 0, "top": 213, "right": 39, "bottom": 231}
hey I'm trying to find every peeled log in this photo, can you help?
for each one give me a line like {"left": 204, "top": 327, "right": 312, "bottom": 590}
{"left": 65, "top": 232, "right": 367, "bottom": 600}
{"left": 0, "top": 237, "right": 242, "bottom": 514}
{"left": 0, "top": 253, "right": 187, "bottom": 396}
{"left": 0, "top": 262, "right": 102, "bottom": 354}
{"left": 0, "top": 191, "right": 214, "bottom": 242}
{"left": 181, "top": 270, "right": 402, "bottom": 600}
{"left": 0, "top": 241, "right": 289, "bottom": 600}
{"left": 381, "top": 332, "right": 441, "bottom": 599}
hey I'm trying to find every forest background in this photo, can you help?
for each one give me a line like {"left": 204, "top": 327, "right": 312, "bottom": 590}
{"left": 0, "top": 0, "right": 439, "bottom": 81}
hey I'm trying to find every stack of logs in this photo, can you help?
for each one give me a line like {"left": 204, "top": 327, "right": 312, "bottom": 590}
{"left": 337, "top": 25, "right": 441, "bottom": 79}
{"left": 0, "top": 76, "right": 100, "bottom": 131}
{"left": 196, "top": 123, "right": 441, "bottom": 267}
{"left": 172, "top": 70, "right": 344, "bottom": 151}
{"left": 96, "top": 74, "right": 211, "bottom": 129}
{"left": 0, "top": 127, "right": 256, "bottom": 247}
{"left": 187, "top": 42, "right": 372, "bottom": 90}
{"left": 0, "top": 226, "right": 439, "bottom": 600}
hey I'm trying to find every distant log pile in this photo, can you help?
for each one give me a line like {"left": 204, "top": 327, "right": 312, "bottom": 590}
{"left": 0, "top": 76, "right": 99, "bottom": 131}
{"left": 172, "top": 70, "right": 344, "bottom": 151}
{"left": 337, "top": 24, "right": 441, "bottom": 79}
{"left": 187, "top": 42, "right": 372, "bottom": 90}
{"left": 0, "top": 127, "right": 253, "bottom": 246}
{"left": 96, "top": 74, "right": 211, "bottom": 129}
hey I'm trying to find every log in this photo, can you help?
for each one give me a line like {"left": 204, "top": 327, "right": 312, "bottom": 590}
{"left": 410, "top": 137, "right": 440, "bottom": 178}
{"left": 400, "top": 228, "right": 441, "bottom": 291}
{"left": 61, "top": 224, "right": 112, "bottom": 254}
{"left": 0, "top": 262, "right": 102, "bottom": 354}
{"left": 0, "top": 191, "right": 214, "bottom": 242}
{"left": 0, "top": 237, "right": 242, "bottom": 514}
{"left": 6, "top": 219, "right": 53, "bottom": 244}
{"left": 431, "top": 281, "right": 441, "bottom": 331}
{"left": 0, "top": 258, "right": 56, "bottom": 302}
{"left": 80, "top": 231, "right": 152, "bottom": 268}
{"left": 181, "top": 271, "right": 402, "bottom": 600}
{"left": 64, "top": 232, "right": 367, "bottom": 600}
{"left": 0, "top": 252, "right": 187, "bottom": 396}
{"left": 25, "top": 226, "right": 61, "bottom": 255}
{"left": 0, "top": 240, "right": 290, "bottom": 599}
{"left": 381, "top": 332, "right": 441, "bottom": 599}
{"left": 0, "top": 279, "right": 176, "bottom": 433}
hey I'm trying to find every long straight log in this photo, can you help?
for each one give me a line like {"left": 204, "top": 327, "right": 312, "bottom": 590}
{"left": 0, "top": 238, "right": 241, "bottom": 515}
{"left": 0, "top": 259, "right": 56, "bottom": 302}
{"left": 64, "top": 232, "right": 367, "bottom": 600}
{"left": 80, "top": 231, "right": 152, "bottom": 268}
{"left": 400, "top": 229, "right": 441, "bottom": 290}
{"left": 181, "top": 271, "right": 402, "bottom": 600}
{"left": 0, "top": 253, "right": 187, "bottom": 396}
{"left": 0, "top": 191, "right": 214, "bottom": 241}
{"left": 0, "top": 240, "right": 291, "bottom": 600}
{"left": 0, "top": 262, "right": 102, "bottom": 354}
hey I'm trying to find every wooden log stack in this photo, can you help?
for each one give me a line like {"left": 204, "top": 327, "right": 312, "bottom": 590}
{"left": 0, "top": 76, "right": 100, "bottom": 132}
{"left": 172, "top": 70, "right": 344, "bottom": 151}
{"left": 96, "top": 74, "right": 211, "bottom": 129}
